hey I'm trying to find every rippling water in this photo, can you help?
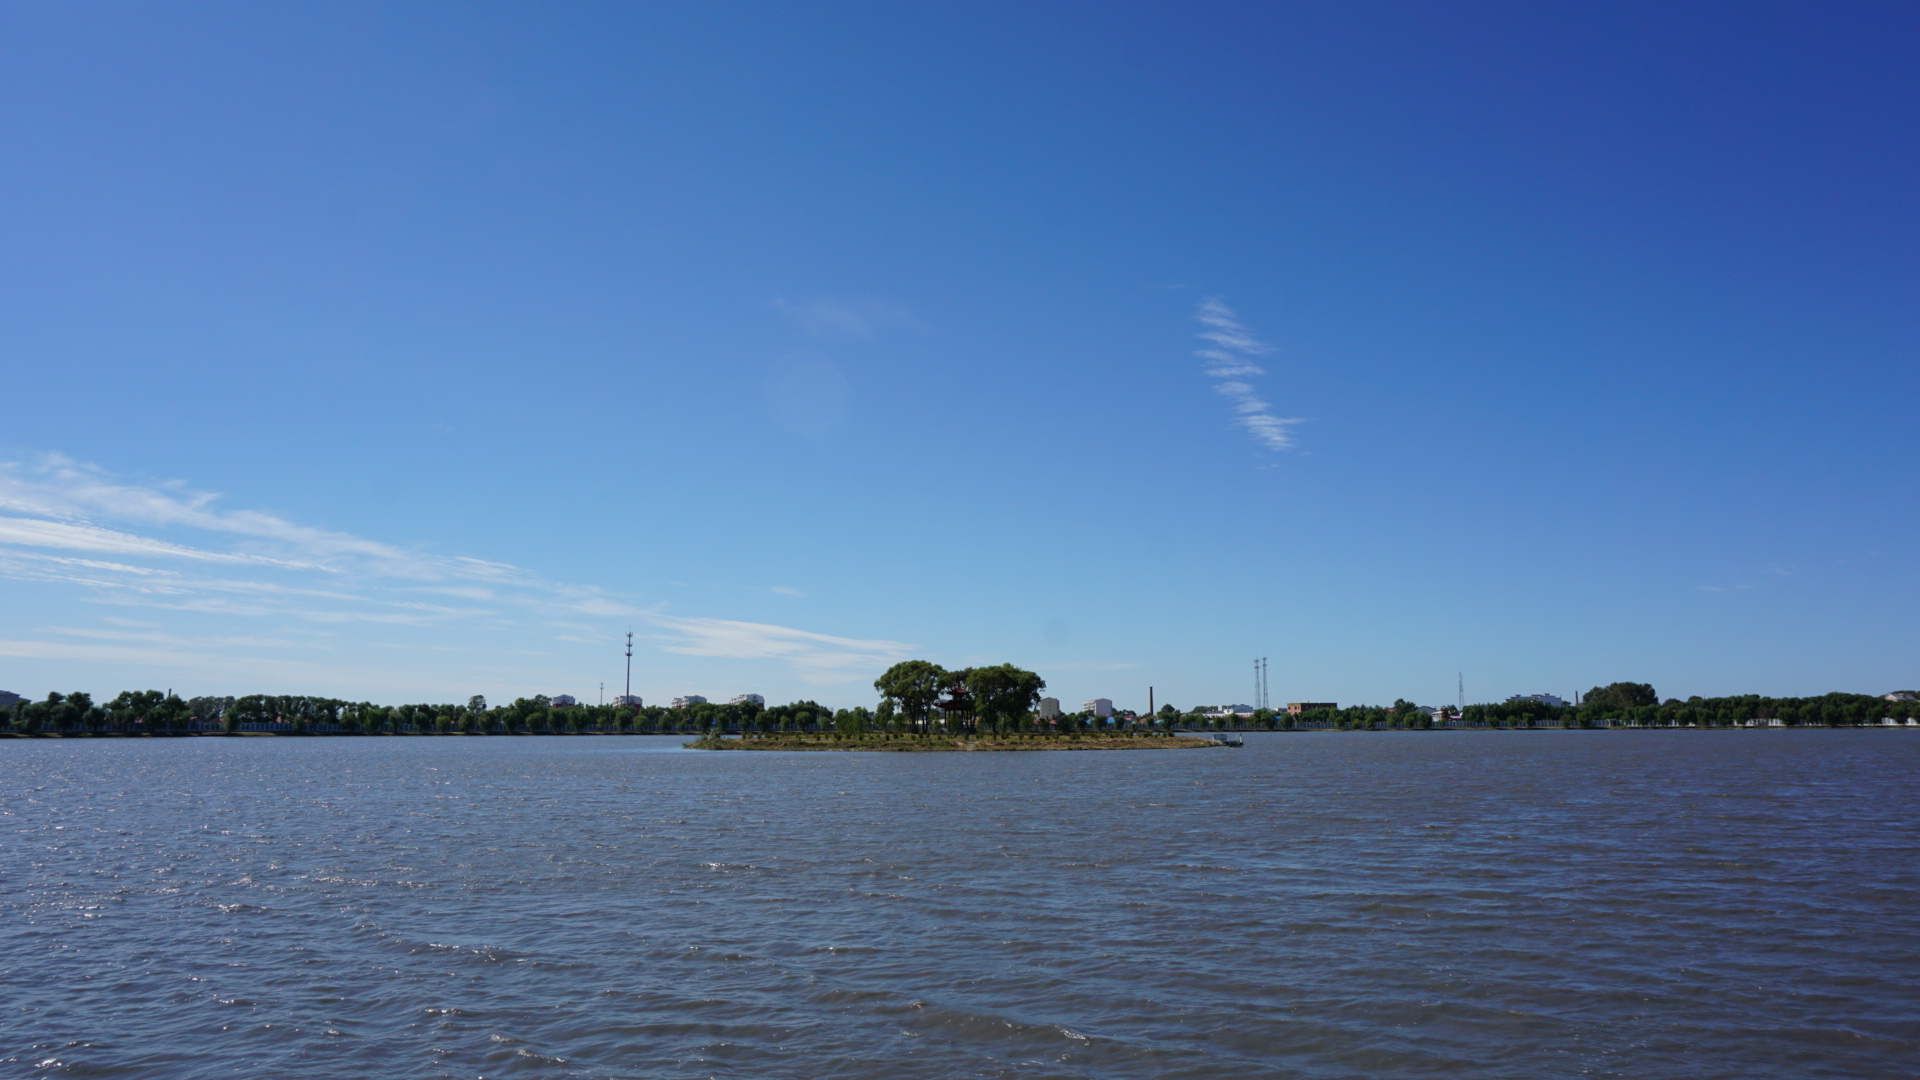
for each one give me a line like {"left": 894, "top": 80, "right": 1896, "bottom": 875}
{"left": 3, "top": 732, "right": 1917, "bottom": 1078}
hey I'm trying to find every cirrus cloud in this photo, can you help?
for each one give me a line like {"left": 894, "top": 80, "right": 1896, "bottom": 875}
{"left": 1194, "top": 299, "right": 1302, "bottom": 451}
{"left": 0, "top": 453, "right": 917, "bottom": 693}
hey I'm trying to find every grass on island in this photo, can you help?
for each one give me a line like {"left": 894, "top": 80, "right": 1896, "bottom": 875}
{"left": 687, "top": 731, "right": 1223, "bottom": 751}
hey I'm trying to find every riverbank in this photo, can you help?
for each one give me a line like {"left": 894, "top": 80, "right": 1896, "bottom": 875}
{"left": 688, "top": 732, "right": 1224, "bottom": 751}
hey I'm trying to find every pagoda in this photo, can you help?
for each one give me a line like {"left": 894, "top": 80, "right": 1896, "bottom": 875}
{"left": 935, "top": 674, "right": 974, "bottom": 733}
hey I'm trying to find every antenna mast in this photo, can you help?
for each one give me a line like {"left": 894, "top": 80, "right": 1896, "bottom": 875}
{"left": 1458, "top": 672, "right": 1464, "bottom": 712}
{"left": 625, "top": 631, "right": 634, "bottom": 704}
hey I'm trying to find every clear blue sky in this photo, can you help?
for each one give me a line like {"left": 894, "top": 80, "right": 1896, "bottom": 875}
{"left": 2, "top": 2, "right": 1916, "bottom": 710}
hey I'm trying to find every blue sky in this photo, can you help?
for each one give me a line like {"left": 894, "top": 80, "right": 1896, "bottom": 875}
{"left": 2, "top": 2, "right": 1916, "bottom": 710}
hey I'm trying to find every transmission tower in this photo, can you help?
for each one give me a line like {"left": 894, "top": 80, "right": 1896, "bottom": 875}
{"left": 625, "top": 632, "right": 634, "bottom": 703}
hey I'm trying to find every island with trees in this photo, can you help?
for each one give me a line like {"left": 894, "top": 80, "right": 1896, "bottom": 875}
{"left": 691, "top": 661, "right": 1221, "bottom": 751}
{"left": 698, "top": 657, "right": 1221, "bottom": 749}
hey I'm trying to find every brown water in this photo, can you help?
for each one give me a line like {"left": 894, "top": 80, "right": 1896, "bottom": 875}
{"left": 3, "top": 731, "right": 1917, "bottom": 1078}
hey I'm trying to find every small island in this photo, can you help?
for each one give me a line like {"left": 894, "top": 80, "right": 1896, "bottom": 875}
{"left": 685, "top": 660, "right": 1223, "bottom": 752}
{"left": 688, "top": 731, "right": 1223, "bottom": 751}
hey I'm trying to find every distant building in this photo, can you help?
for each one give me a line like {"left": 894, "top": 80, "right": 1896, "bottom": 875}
{"left": 1885, "top": 691, "right": 1919, "bottom": 702}
{"left": 1204, "top": 704, "right": 1255, "bottom": 719}
{"left": 1037, "top": 697, "right": 1061, "bottom": 718}
{"left": 0, "top": 690, "right": 20, "bottom": 709}
{"left": 1507, "top": 693, "right": 1568, "bottom": 708}
{"left": 729, "top": 694, "right": 765, "bottom": 707}
{"left": 670, "top": 695, "right": 708, "bottom": 709}
{"left": 552, "top": 694, "right": 577, "bottom": 707}
{"left": 1287, "top": 702, "right": 1338, "bottom": 715}
{"left": 613, "top": 695, "right": 644, "bottom": 707}
{"left": 1083, "top": 698, "right": 1113, "bottom": 718}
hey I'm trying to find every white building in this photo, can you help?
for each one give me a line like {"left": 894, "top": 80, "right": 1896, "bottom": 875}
{"left": 1507, "top": 693, "right": 1568, "bottom": 708}
{"left": 729, "top": 694, "right": 765, "bottom": 707}
{"left": 552, "top": 694, "right": 577, "bottom": 707}
{"left": 1037, "top": 697, "right": 1061, "bottom": 718}
{"left": 613, "top": 695, "right": 643, "bottom": 707}
{"left": 1083, "top": 698, "right": 1113, "bottom": 718}
{"left": 670, "top": 695, "right": 708, "bottom": 709}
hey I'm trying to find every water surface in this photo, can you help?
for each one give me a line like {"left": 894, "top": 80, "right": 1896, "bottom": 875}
{"left": 3, "top": 732, "right": 1917, "bottom": 1078}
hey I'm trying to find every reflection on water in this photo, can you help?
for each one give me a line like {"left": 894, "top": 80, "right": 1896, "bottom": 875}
{"left": 3, "top": 732, "right": 1917, "bottom": 1078}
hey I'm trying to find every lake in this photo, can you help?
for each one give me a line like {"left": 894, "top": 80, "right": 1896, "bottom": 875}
{"left": 3, "top": 731, "right": 1916, "bottom": 1078}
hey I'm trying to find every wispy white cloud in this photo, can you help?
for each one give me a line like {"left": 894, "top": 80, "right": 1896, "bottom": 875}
{"left": 1193, "top": 299, "right": 1301, "bottom": 451}
{"left": 644, "top": 614, "right": 914, "bottom": 684}
{"left": 0, "top": 516, "right": 304, "bottom": 567}
{"left": 0, "top": 453, "right": 916, "bottom": 692}
{"left": 769, "top": 585, "right": 805, "bottom": 599}
{"left": 0, "top": 454, "right": 532, "bottom": 583}
{"left": 772, "top": 296, "right": 913, "bottom": 338}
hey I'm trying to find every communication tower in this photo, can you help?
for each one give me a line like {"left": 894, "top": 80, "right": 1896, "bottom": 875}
{"left": 625, "top": 632, "right": 634, "bottom": 703}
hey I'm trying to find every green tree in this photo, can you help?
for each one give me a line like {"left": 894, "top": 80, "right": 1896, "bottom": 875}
{"left": 57, "top": 692, "right": 93, "bottom": 733}
{"left": 874, "top": 660, "right": 948, "bottom": 728}
{"left": 835, "top": 707, "right": 870, "bottom": 735}
{"left": 228, "top": 694, "right": 275, "bottom": 730}
{"left": 1582, "top": 682, "right": 1658, "bottom": 710}
{"left": 964, "top": 664, "right": 1046, "bottom": 733}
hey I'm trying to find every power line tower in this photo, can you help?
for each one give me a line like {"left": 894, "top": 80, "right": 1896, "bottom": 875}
{"left": 1458, "top": 672, "right": 1464, "bottom": 712}
{"left": 1254, "top": 657, "right": 1269, "bottom": 711}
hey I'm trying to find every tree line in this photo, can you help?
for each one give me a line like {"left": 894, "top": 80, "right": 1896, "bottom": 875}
{"left": 3, "top": 691, "right": 864, "bottom": 737}
{"left": 6, "top": 679, "right": 1917, "bottom": 737}
{"left": 1260, "top": 683, "right": 1920, "bottom": 730}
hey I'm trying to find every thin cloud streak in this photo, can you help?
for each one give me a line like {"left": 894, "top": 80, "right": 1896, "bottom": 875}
{"left": 0, "top": 453, "right": 916, "bottom": 689}
{"left": 0, "top": 516, "right": 309, "bottom": 568}
{"left": 644, "top": 614, "right": 915, "bottom": 684}
{"left": 1193, "top": 299, "right": 1301, "bottom": 451}
{"left": 0, "top": 454, "right": 533, "bottom": 583}
{"left": 772, "top": 296, "right": 913, "bottom": 339}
